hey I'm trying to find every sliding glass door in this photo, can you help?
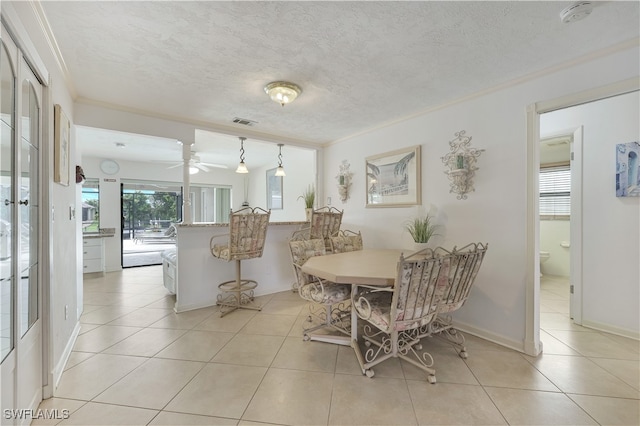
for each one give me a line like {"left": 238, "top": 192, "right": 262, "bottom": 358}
{"left": 121, "top": 181, "right": 181, "bottom": 268}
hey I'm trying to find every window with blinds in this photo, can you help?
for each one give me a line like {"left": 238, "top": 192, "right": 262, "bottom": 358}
{"left": 540, "top": 165, "right": 570, "bottom": 219}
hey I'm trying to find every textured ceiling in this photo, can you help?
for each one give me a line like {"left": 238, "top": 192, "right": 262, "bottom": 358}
{"left": 40, "top": 1, "right": 639, "bottom": 159}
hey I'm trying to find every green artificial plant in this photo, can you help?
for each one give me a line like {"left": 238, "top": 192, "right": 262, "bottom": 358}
{"left": 298, "top": 184, "right": 315, "bottom": 208}
{"left": 405, "top": 214, "right": 440, "bottom": 243}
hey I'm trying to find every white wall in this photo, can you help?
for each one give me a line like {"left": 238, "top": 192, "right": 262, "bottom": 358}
{"left": 541, "top": 91, "right": 640, "bottom": 336}
{"left": 323, "top": 47, "right": 640, "bottom": 349}
{"left": 539, "top": 220, "right": 570, "bottom": 277}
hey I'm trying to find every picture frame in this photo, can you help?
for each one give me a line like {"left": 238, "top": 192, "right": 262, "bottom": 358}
{"left": 54, "top": 104, "right": 70, "bottom": 186}
{"left": 366, "top": 145, "right": 421, "bottom": 207}
{"left": 615, "top": 141, "right": 640, "bottom": 197}
{"left": 266, "top": 168, "right": 283, "bottom": 210}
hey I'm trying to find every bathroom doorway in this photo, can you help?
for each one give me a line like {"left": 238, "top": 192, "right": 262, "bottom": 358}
{"left": 538, "top": 132, "right": 574, "bottom": 321}
{"left": 527, "top": 82, "right": 639, "bottom": 356}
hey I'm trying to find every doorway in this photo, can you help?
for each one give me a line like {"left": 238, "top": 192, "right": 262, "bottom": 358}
{"left": 526, "top": 81, "right": 639, "bottom": 356}
{"left": 537, "top": 132, "right": 576, "bottom": 337}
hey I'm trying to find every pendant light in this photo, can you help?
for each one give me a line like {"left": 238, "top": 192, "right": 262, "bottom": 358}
{"left": 236, "top": 137, "right": 249, "bottom": 174}
{"left": 275, "top": 144, "right": 286, "bottom": 177}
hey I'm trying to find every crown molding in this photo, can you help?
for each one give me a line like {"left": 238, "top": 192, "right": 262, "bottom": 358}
{"left": 1, "top": 1, "right": 49, "bottom": 85}
{"left": 30, "top": 0, "right": 77, "bottom": 98}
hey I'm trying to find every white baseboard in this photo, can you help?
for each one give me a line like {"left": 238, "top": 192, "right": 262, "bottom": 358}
{"left": 174, "top": 299, "right": 217, "bottom": 313}
{"left": 581, "top": 319, "right": 639, "bottom": 340}
{"left": 452, "top": 319, "right": 526, "bottom": 354}
{"left": 52, "top": 321, "right": 81, "bottom": 390}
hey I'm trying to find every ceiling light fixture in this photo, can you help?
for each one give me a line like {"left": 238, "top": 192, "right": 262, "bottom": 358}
{"left": 189, "top": 166, "right": 199, "bottom": 175}
{"left": 560, "top": 1, "right": 593, "bottom": 23}
{"left": 236, "top": 137, "right": 249, "bottom": 174}
{"left": 275, "top": 144, "right": 286, "bottom": 177}
{"left": 264, "top": 81, "right": 302, "bottom": 106}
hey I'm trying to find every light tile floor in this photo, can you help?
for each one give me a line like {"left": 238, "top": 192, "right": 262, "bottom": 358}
{"left": 36, "top": 270, "right": 639, "bottom": 425}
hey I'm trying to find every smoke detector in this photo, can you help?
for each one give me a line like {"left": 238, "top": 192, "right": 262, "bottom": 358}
{"left": 560, "top": 1, "right": 593, "bottom": 23}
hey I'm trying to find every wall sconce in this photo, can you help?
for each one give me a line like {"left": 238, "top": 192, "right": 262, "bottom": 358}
{"left": 336, "top": 160, "right": 353, "bottom": 202}
{"left": 441, "top": 130, "right": 484, "bottom": 200}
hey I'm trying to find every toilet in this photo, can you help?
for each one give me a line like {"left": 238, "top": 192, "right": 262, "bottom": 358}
{"left": 540, "top": 251, "right": 550, "bottom": 276}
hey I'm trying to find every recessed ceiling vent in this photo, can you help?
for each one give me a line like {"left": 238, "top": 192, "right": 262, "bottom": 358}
{"left": 232, "top": 117, "right": 257, "bottom": 126}
{"left": 560, "top": 1, "right": 593, "bottom": 23}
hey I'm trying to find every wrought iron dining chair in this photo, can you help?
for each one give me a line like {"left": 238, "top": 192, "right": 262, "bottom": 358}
{"left": 352, "top": 248, "right": 452, "bottom": 382}
{"left": 288, "top": 229, "right": 351, "bottom": 341}
{"left": 329, "top": 229, "right": 363, "bottom": 253}
{"left": 423, "top": 242, "right": 488, "bottom": 359}
{"left": 210, "top": 206, "right": 270, "bottom": 317}
{"left": 309, "top": 206, "right": 343, "bottom": 252}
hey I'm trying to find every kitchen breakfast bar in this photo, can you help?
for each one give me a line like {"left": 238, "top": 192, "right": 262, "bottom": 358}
{"left": 171, "top": 221, "right": 305, "bottom": 313}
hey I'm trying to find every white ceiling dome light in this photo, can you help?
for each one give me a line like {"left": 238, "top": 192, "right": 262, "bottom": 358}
{"left": 264, "top": 81, "right": 302, "bottom": 107}
{"left": 560, "top": 1, "right": 593, "bottom": 23}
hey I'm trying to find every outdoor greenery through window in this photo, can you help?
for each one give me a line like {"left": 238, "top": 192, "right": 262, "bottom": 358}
{"left": 540, "top": 165, "right": 570, "bottom": 219}
{"left": 122, "top": 182, "right": 182, "bottom": 241}
{"left": 81, "top": 179, "right": 100, "bottom": 233}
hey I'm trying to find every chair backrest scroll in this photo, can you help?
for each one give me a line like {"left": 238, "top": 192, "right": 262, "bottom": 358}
{"left": 228, "top": 207, "right": 271, "bottom": 259}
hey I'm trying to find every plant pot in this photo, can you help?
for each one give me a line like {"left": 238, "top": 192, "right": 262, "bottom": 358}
{"left": 305, "top": 208, "right": 313, "bottom": 222}
{"left": 413, "top": 242, "right": 431, "bottom": 252}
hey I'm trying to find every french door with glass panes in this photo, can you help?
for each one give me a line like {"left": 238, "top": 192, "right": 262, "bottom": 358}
{"left": 1, "top": 23, "right": 43, "bottom": 422}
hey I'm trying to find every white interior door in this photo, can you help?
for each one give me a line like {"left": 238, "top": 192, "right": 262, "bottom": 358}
{"left": 1, "top": 23, "right": 43, "bottom": 424}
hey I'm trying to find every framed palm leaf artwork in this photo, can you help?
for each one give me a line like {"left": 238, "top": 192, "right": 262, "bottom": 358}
{"left": 366, "top": 145, "right": 421, "bottom": 207}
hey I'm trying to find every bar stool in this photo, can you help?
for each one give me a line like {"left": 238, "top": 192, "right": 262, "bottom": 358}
{"left": 210, "top": 207, "right": 270, "bottom": 316}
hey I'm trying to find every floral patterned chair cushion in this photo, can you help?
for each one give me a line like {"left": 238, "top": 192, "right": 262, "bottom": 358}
{"left": 210, "top": 208, "right": 270, "bottom": 262}
{"left": 299, "top": 282, "right": 351, "bottom": 305}
{"left": 309, "top": 207, "right": 343, "bottom": 251}
{"left": 330, "top": 230, "right": 363, "bottom": 253}
{"left": 289, "top": 238, "right": 326, "bottom": 287}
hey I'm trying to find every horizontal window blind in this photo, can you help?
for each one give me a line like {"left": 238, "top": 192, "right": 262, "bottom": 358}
{"left": 540, "top": 165, "right": 570, "bottom": 218}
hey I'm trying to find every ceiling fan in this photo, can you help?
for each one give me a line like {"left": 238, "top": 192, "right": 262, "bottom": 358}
{"left": 161, "top": 151, "right": 227, "bottom": 173}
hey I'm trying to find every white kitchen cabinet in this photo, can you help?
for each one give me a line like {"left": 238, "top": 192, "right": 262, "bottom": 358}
{"left": 83, "top": 237, "right": 104, "bottom": 274}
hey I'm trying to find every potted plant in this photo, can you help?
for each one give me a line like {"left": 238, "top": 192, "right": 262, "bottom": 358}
{"left": 298, "top": 184, "right": 315, "bottom": 221}
{"left": 405, "top": 213, "right": 440, "bottom": 250}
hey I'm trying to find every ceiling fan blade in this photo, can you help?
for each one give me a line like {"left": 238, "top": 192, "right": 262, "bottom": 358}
{"left": 166, "top": 163, "right": 182, "bottom": 169}
{"left": 194, "top": 163, "right": 210, "bottom": 172}
{"left": 200, "top": 162, "right": 228, "bottom": 169}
